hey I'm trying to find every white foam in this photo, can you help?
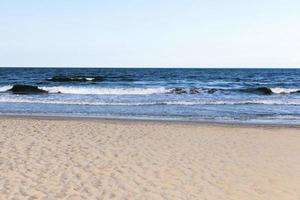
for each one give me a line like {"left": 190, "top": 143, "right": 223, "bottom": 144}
{"left": 164, "top": 100, "right": 300, "bottom": 105}
{"left": 41, "top": 86, "right": 169, "bottom": 95}
{"left": 0, "top": 98, "right": 143, "bottom": 106}
{"left": 1, "top": 96, "right": 300, "bottom": 106}
{"left": 0, "top": 85, "right": 12, "bottom": 92}
{"left": 270, "top": 87, "right": 300, "bottom": 94}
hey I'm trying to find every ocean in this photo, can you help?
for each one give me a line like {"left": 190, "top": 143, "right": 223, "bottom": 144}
{"left": 0, "top": 68, "right": 300, "bottom": 124}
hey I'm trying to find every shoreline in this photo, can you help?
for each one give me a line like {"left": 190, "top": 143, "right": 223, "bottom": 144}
{"left": 1, "top": 113, "right": 300, "bottom": 129}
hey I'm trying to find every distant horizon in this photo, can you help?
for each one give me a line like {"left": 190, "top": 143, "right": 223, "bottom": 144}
{"left": 0, "top": 66, "right": 299, "bottom": 69}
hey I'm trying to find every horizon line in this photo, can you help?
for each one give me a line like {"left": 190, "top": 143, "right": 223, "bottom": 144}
{"left": 0, "top": 66, "right": 300, "bottom": 69}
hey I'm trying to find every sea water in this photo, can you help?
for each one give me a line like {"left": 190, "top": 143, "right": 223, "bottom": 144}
{"left": 0, "top": 68, "right": 300, "bottom": 124}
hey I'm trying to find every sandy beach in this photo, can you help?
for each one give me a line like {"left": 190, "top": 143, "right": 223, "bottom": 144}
{"left": 0, "top": 117, "right": 300, "bottom": 200}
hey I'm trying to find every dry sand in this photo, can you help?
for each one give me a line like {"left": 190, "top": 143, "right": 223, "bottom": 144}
{"left": 0, "top": 117, "right": 300, "bottom": 200}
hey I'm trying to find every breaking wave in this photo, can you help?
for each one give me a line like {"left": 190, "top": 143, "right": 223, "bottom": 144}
{"left": 0, "top": 85, "right": 211, "bottom": 95}
{"left": 41, "top": 86, "right": 169, "bottom": 95}
{"left": 0, "top": 85, "right": 13, "bottom": 92}
{"left": 240, "top": 87, "right": 300, "bottom": 95}
{"left": 269, "top": 87, "right": 300, "bottom": 94}
{"left": 1, "top": 85, "right": 300, "bottom": 96}
{"left": 0, "top": 85, "right": 168, "bottom": 95}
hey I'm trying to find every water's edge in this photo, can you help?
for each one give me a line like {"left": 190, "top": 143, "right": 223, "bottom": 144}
{"left": 1, "top": 113, "right": 300, "bottom": 128}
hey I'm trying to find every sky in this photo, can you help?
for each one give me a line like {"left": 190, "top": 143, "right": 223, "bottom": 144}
{"left": 0, "top": 0, "right": 299, "bottom": 67}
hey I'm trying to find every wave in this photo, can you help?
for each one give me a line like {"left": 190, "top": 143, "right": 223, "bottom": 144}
{"left": 241, "top": 87, "right": 300, "bottom": 95}
{"left": 1, "top": 85, "right": 300, "bottom": 96}
{"left": 47, "top": 75, "right": 137, "bottom": 82}
{"left": 0, "top": 85, "right": 13, "bottom": 92}
{"left": 40, "top": 86, "right": 300, "bottom": 96}
{"left": 0, "top": 85, "right": 213, "bottom": 95}
{"left": 41, "top": 86, "right": 168, "bottom": 95}
{"left": 1, "top": 98, "right": 300, "bottom": 106}
{"left": 160, "top": 100, "right": 300, "bottom": 106}
{"left": 39, "top": 86, "right": 219, "bottom": 95}
{"left": 0, "top": 85, "right": 168, "bottom": 95}
{"left": 269, "top": 87, "right": 300, "bottom": 94}
{"left": 47, "top": 76, "right": 104, "bottom": 82}
{"left": 47, "top": 86, "right": 299, "bottom": 95}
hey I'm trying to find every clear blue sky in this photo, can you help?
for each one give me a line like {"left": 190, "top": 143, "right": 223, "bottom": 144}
{"left": 0, "top": 0, "right": 299, "bottom": 67}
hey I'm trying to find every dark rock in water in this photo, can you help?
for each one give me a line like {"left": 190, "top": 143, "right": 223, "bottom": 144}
{"left": 207, "top": 88, "right": 218, "bottom": 94}
{"left": 7, "top": 85, "right": 48, "bottom": 94}
{"left": 47, "top": 76, "right": 104, "bottom": 82}
{"left": 170, "top": 88, "right": 188, "bottom": 94}
{"left": 170, "top": 88, "right": 200, "bottom": 94}
{"left": 189, "top": 88, "right": 200, "bottom": 94}
{"left": 291, "top": 90, "right": 300, "bottom": 94}
{"left": 171, "top": 88, "right": 219, "bottom": 94}
{"left": 240, "top": 87, "right": 273, "bottom": 95}
{"left": 47, "top": 76, "right": 71, "bottom": 82}
{"left": 255, "top": 87, "right": 273, "bottom": 95}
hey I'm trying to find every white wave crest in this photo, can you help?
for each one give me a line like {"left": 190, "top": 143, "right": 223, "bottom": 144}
{"left": 0, "top": 85, "right": 12, "bottom": 92}
{"left": 270, "top": 87, "right": 300, "bottom": 94}
{"left": 41, "top": 86, "right": 169, "bottom": 95}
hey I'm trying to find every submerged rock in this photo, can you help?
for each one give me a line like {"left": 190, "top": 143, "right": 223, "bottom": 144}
{"left": 169, "top": 88, "right": 200, "bottom": 94}
{"left": 207, "top": 88, "right": 218, "bottom": 94}
{"left": 170, "top": 88, "right": 188, "bottom": 94}
{"left": 240, "top": 87, "right": 274, "bottom": 95}
{"left": 254, "top": 87, "right": 273, "bottom": 95}
{"left": 189, "top": 88, "right": 201, "bottom": 94}
{"left": 7, "top": 85, "right": 48, "bottom": 94}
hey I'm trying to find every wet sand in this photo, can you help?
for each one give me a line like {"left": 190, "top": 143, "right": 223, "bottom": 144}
{"left": 0, "top": 117, "right": 300, "bottom": 200}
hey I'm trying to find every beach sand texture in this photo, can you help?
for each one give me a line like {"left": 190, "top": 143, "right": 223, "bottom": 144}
{"left": 0, "top": 118, "right": 300, "bottom": 200}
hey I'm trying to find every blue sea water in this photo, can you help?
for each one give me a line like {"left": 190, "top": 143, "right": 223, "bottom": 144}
{"left": 0, "top": 68, "right": 300, "bottom": 124}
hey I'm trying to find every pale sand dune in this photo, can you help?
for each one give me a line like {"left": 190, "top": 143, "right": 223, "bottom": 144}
{"left": 0, "top": 118, "right": 300, "bottom": 200}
